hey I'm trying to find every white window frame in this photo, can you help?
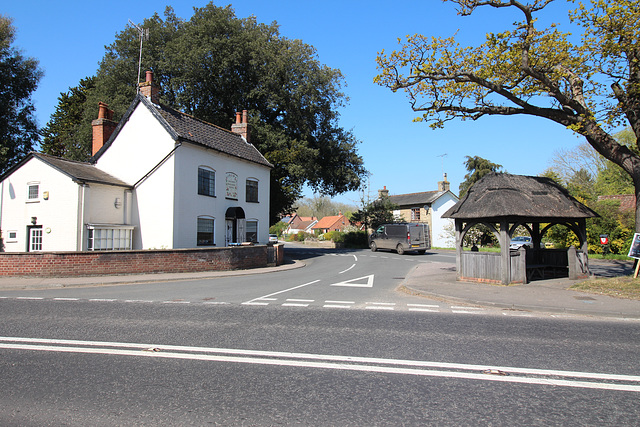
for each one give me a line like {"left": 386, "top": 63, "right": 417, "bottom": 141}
{"left": 87, "top": 224, "right": 134, "bottom": 251}
{"left": 27, "top": 181, "right": 40, "bottom": 203}
{"left": 5, "top": 230, "right": 18, "bottom": 243}
{"left": 197, "top": 216, "right": 215, "bottom": 246}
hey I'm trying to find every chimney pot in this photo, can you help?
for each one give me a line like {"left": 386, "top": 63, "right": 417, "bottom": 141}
{"left": 139, "top": 70, "right": 160, "bottom": 103}
{"left": 92, "top": 102, "right": 117, "bottom": 156}
{"left": 231, "top": 109, "right": 251, "bottom": 142}
{"left": 235, "top": 111, "right": 242, "bottom": 124}
{"left": 146, "top": 70, "right": 153, "bottom": 83}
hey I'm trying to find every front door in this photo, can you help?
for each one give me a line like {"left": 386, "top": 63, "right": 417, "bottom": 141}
{"left": 28, "top": 226, "right": 43, "bottom": 252}
{"left": 226, "top": 220, "right": 234, "bottom": 245}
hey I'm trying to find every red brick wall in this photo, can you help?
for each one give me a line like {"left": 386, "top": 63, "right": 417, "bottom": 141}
{"left": 0, "top": 244, "right": 285, "bottom": 277}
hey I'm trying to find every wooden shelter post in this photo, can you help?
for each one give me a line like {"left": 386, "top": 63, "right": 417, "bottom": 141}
{"left": 500, "top": 219, "right": 511, "bottom": 285}
{"left": 455, "top": 219, "right": 463, "bottom": 280}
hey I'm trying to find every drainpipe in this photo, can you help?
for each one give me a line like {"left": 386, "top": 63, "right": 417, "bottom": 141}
{"left": 77, "top": 184, "right": 88, "bottom": 250}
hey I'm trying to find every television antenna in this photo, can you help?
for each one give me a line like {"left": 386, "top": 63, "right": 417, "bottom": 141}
{"left": 437, "top": 153, "right": 448, "bottom": 178}
{"left": 129, "top": 19, "right": 149, "bottom": 92}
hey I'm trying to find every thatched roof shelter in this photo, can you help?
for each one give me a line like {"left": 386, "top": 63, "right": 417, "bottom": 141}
{"left": 443, "top": 173, "right": 598, "bottom": 222}
{"left": 442, "top": 173, "right": 597, "bottom": 285}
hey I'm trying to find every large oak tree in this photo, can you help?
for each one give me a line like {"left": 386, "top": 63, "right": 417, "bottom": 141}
{"left": 42, "top": 4, "right": 365, "bottom": 222}
{"left": 0, "top": 16, "right": 42, "bottom": 174}
{"left": 376, "top": 0, "right": 640, "bottom": 231}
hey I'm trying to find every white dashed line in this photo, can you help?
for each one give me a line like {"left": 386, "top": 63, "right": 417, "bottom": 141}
{"left": 409, "top": 308, "right": 440, "bottom": 312}
{"left": 162, "top": 301, "right": 191, "bottom": 304}
{"left": 323, "top": 304, "right": 351, "bottom": 309}
{"left": 408, "top": 303, "right": 440, "bottom": 308}
{"left": 286, "top": 299, "right": 314, "bottom": 303}
{"left": 242, "top": 301, "right": 269, "bottom": 306}
{"left": 89, "top": 298, "right": 117, "bottom": 302}
{"left": 282, "top": 303, "right": 309, "bottom": 307}
{"left": 325, "top": 300, "right": 355, "bottom": 304}
{"left": 16, "top": 297, "right": 43, "bottom": 300}
{"left": 53, "top": 298, "right": 79, "bottom": 301}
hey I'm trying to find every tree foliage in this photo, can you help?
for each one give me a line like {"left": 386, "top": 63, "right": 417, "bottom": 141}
{"left": 459, "top": 155, "right": 503, "bottom": 196}
{"left": 44, "top": 4, "right": 365, "bottom": 221}
{"left": 293, "top": 195, "right": 356, "bottom": 220}
{"left": 0, "top": 15, "right": 42, "bottom": 174}
{"left": 350, "top": 196, "right": 398, "bottom": 232}
{"left": 40, "top": 77, "right": 96, "bottom": 159}
{"left": 376, "top": 0, "right": 640, "bottom": 231}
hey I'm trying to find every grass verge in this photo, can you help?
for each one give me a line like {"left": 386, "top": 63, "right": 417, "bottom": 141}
{"left": 570, "top": 276, "right": 640, "bottom": 300}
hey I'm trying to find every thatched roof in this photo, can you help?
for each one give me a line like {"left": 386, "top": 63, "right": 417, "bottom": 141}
{"left": 442, "top": 173, "right": 598, "bottom": 221}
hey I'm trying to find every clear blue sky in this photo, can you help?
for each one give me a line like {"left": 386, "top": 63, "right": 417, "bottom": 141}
{"left": 3, "top": 0, "right": 585, "bottom": 206}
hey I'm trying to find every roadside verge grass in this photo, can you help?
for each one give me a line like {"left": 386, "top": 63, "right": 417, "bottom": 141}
{"left": 570, "top": 277, "right": 640, "bottom": 300}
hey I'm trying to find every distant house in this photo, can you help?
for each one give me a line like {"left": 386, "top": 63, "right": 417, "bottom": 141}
{"left": 285, "top": 214, "right": 317, "bottom": 235}
{"left": 380, "top": 175, "right": 459, "bottom": 247}
{"left": 0, "top": 71, "right": 272, "bottom": 252}
{"left": 312, "top": 213, "right": 350, "bottom": 234}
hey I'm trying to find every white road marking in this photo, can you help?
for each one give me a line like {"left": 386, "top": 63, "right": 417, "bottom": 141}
{"left": 325, "top": 300, "right": 355, "bottom": 304}
{"left": 339, "top": 264, "right": 356, "bottom": 274}
{"left": 16, "top": 297, "right": 43, "bottom": 300}
{"left": 452, "top": 310, "right": 483, "bottom": 314}
{"left": 241, "top": 302, "right": 269, "bottom": 306}
{"left": 409, "top": 308, "right": 440, "bottom": 312}
{"left": 365, "top": 306, "right": 395, "bottom": 310}
{"left": 323, "top": 304, "right": 352, "bottom": 309}
{"left": 331, "top": 275, "right": 374, "bottom": 288}
{"left": 244, "top": 280, "right": 321, "bottom": 305}
{"left": 162, "top": 301, "right": 190, "bottom": 304}
{"left": 408, "top": 304, "right": 440, "bottom": 308}
{"left": 2, "top": 336, "right": 639, "bottom": 393}
{"left": 124, "top": 300, "right": 153, "bottom": 303}
{"left": 367, "top": 302, "right": 396, "bottom": 306}
{"left": 282, "top": 303, "right": 309, "bottom": 307}
{"left": 89, "top": 299, "right": 117, "bottom": 302}
{"left": 286, "top": 299, "right": 314, "bottom": 302}
{"left": 53, "top": 298, "right": 79, "bottom": 301}
{"left": 451, "top": 306, "right": 483, "bottom": 310}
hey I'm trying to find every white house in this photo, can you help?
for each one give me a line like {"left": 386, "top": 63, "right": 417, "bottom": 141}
{"left": 380, "top": 176, "right": 459, "bottom": 248}
{"left": 0, "top": 71, "right": 272, "bottom": 252}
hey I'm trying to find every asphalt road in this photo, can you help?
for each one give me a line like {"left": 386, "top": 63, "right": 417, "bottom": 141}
{"left": 1, "top": 246, "right": 640, "bottom": 425}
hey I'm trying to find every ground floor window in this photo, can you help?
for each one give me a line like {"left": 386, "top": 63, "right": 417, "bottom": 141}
{"left": 87, "top": 225, "right": 134, "bottom": 250}
{"left": 246, "top": 220, "right": 258, "bottom": 243}
{"left": 197, "top": 216, "right": 215, "bottom": 246}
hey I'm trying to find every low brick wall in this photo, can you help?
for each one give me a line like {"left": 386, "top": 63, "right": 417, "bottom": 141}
{"left": 0, "top": 244, "right": 285, "bottom": 277}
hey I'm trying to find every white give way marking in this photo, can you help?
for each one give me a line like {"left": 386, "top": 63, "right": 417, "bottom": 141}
{"left": 330, "top": 275, "right": 374, "bottom": 288}
{"left": 2, "top": 336, "right": 640, "bottom": 393}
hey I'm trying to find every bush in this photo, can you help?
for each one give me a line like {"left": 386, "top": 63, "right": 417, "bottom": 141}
{"left": 344, "top": 231, "right": 368, "bottom": 248}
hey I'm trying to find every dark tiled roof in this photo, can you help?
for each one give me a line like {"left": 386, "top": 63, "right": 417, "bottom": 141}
{"left": 34, "top": 153, "right": 131, "bottom": 187}
{"left": 442, "top": 172, "right": 598, "bottom": 220}
{"left": 388, "top": 191, "right": 443, "bottom": 207}
{"left": 149, "top": 99, "right": 272, "bottom": 168}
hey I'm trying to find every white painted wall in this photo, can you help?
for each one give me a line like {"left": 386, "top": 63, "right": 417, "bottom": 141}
{"left": 431, "top": 192, "right": 458, "bottom": 248}
{"left": 0, "top": 157, "right": 80, "bottom": 252}
{"left": 173, "top": 144, "right": 270, "bottom": 248}
{"left": 96, "top": 102, "right": 177, "bottom": 250}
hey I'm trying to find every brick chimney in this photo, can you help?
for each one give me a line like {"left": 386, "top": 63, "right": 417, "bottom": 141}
{"left": 438, "top": 173, "right": 450, "bottom": 192}
{"left": 139, "top": 70, "right": 160, "bottom": 104}
{"left": 91, "top": 102, "right": 117, "bottom": 155}
{"left": 378, "top": 186, "right": 389, "bottom": 199}
{"left": 231, "top": 109, "right": 251, "bottom": 142}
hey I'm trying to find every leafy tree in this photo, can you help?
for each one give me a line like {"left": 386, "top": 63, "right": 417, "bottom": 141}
{"left": 40, "top": 77, "right": 96, "bottom": 159}
{"left": 376, "top": 0, "right": 640, "bottom": 232}
{"left": 293, "top": 195, "right": 356, "bottom": 219}
{"left": 0, "top": 15, "right": 43, "bottom": 174}
{"left": 350, "top": 197, "right": 398, "bottom": 232}
{"left": 44, "top": 4, "right": 365, "bottom": 222}
{"left": 458, "top": 155, "right": 503, "bottom": 197}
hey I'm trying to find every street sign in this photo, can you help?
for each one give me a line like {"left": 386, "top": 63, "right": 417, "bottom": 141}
{"left": 600, "top": 234, "right": 609, "bottom": 245}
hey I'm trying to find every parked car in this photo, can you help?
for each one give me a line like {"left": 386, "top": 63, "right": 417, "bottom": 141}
{"left": 509, "top": 236, "right": 533, "bottom": 249}
{"left": 369, "top": 223, "right": 430, "bottom": 255}
{"left": 269, "top": 234, "right": 278, "bottom": 243}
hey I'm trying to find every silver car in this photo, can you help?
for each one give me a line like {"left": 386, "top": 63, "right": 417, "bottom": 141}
{"left": 510, "top": 236, "right": 533, "bottom": 249}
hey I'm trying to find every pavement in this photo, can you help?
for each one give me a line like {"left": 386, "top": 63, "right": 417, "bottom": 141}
{"left": 401, "top": 258, "right": 640, "bottom": 319}
{"left": 0, "top": 251, "right": 638, "bottom": 319}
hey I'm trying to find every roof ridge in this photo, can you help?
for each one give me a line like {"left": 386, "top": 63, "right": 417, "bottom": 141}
{"left": 157, "top": 103, "right": 243, "bottom": 140}
{"left": 34, "top": 152, "right": 93, "bottom": 166}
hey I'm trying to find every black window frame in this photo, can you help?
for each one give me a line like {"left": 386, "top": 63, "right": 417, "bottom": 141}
{"left": 198, "top": 167, "right": 216, "bottom": 197}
